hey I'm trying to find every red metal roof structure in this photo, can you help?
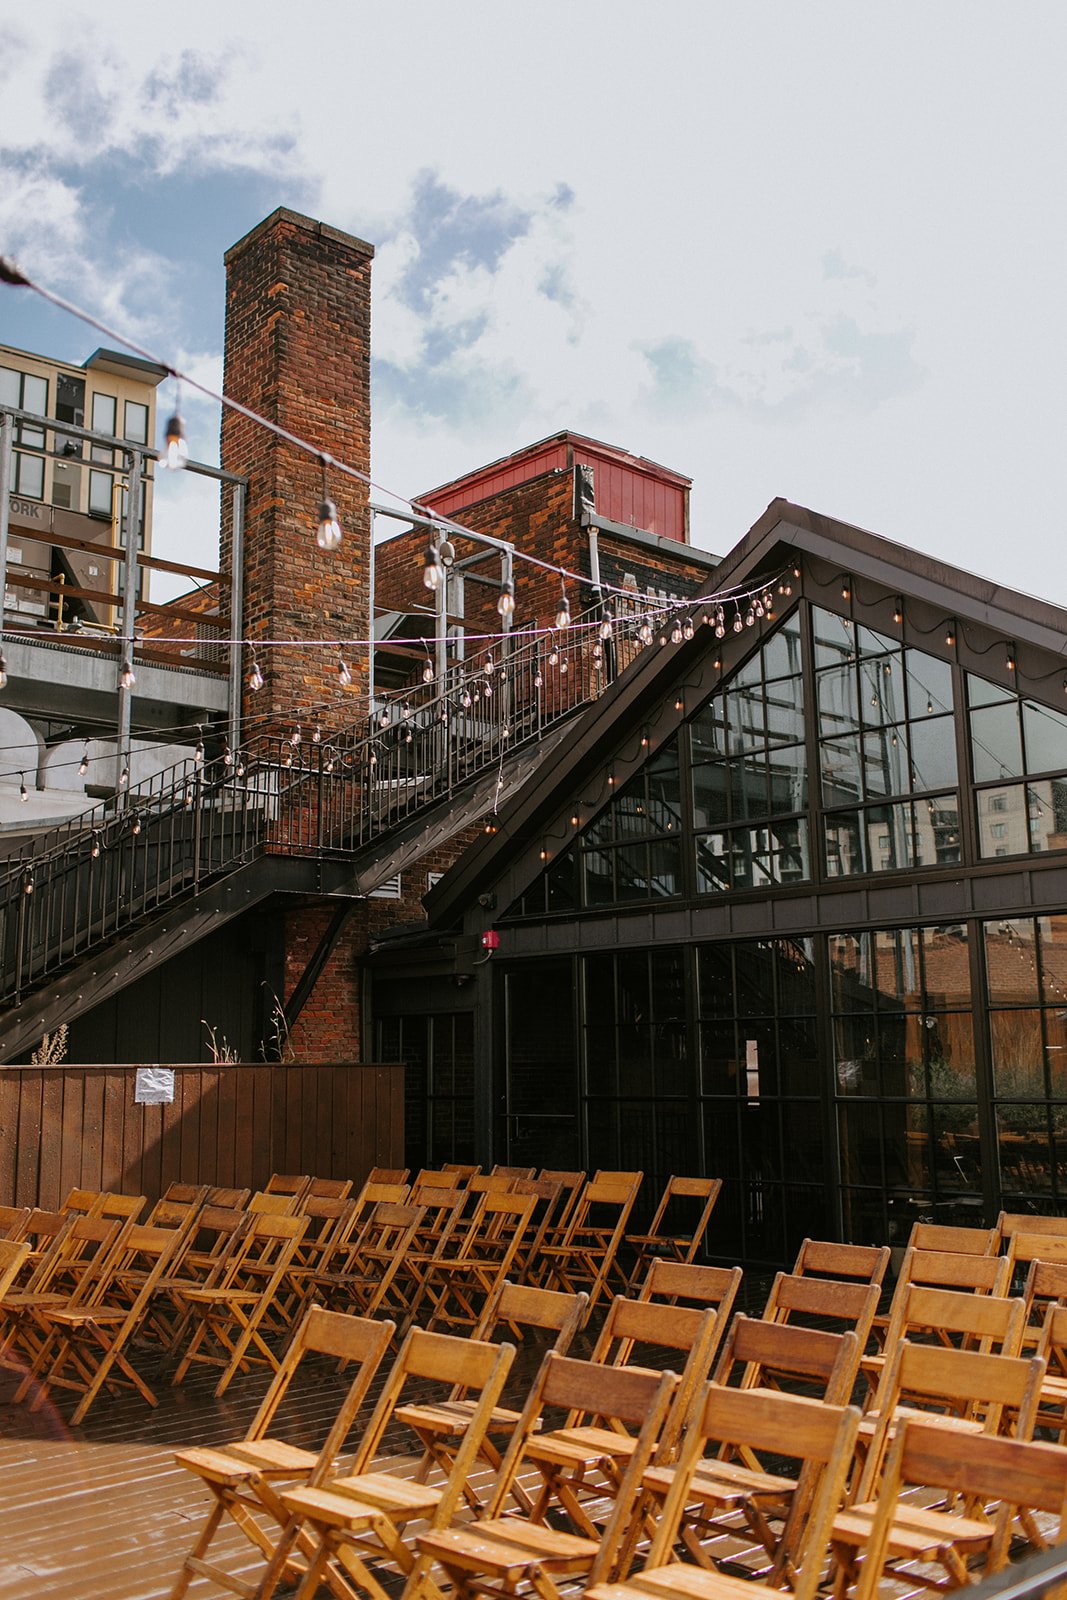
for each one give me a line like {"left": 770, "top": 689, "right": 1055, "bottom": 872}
{"left": 418, "top": 431, "right": 692, "bottom": 543}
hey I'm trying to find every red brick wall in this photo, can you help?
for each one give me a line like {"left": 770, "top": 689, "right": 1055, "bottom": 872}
{"left": 284, "top": 825, "right": 483, "bottom": 1060}
{"left": 375, "top": 466, "right": 714, "bottom": 688}
{"left": 220, "top": 208, "right": 373, "bottom": 735}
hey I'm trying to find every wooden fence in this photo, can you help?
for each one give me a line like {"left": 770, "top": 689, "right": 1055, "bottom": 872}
{"left": 0, "top": 1061, "right": 404, "bottom": 1211}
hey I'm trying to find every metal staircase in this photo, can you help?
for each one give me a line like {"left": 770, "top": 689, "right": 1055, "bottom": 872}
{"left": 0, "top": 603, "right": 653, "bottom": 1056}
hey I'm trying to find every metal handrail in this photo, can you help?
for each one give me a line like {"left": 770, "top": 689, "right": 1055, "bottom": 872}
{"left": 0, "top": 598, "right": 663, "bottom": 1008}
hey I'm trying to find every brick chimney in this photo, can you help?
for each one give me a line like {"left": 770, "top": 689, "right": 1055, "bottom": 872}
{"left": 220, "top": 208, "right": 373, "bottom": 729}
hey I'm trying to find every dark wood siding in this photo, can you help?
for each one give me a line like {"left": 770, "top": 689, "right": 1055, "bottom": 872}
{"left": 0, "top": 1061, "right": 403, "bottom": 1209}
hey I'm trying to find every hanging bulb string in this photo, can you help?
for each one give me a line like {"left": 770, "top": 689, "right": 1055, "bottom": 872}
{"left": 0, "top": 254, "right": 793, "bottom": 611}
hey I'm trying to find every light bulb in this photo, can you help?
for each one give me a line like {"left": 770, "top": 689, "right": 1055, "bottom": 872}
{"left": 78, "top": 746, "right": 89, "bottom": 777}
{"left": 439, "top": 538, "right": 456, "bottom": 567}
{"left": 670, "top": 621, "right": 683, "bottom": 644}
{"left": 402, "top": 702, "right": 412, "bottom": 719}
{"left": 194, "top": 737, "right": 204, "bottom": 766}
{"left": 461, "top": 690, "right": 472, "bottom": 708}
{"left": 324, "top": 751, "right": 335, "bottom": 773}
{"left": 497, "top": 579, "right": 515, "bottom": 617}
{"left": 559, "top": 658, "right": 568, "bottom": 675}
{"left": 683, "top": 619, "right": 694, "bottom": 640}
{"left": 484, "top": 681, "right": 493, "bottom": 697}
{"left": 599, "top": 618, "right": 613, "bottom": 641}
{"left": 248, "top": 658, "right": 264, "bottom": 692}
{"left": 91, "top": 832, "right": 101, "bottom": 858}
{"left": 423, "top": 661, "right": 434, "bottom": 684}
{"left": 22, "top": 869, "right": 33, "bottom": 896}
{"left": 119, "top": 766, "right": 129, "bottom": 788}
{"left": 638, "top": 620, "right": 653, "bottom": 645}
{"left": 223, "top": 743, "right": 233, "bottom": 767}
{"left": 312, "top": 724, "right": 322, "bottom": 743}
{"left": 548, "top": 648, "right": 559, "bottom": 667}
{"left": 119, "top": 658, "right": 136, "bottom": 689}
{"left": 485, "top": 655, "right": 494, "bottom": 675}
{"left": 733, "top": 613, "right": 743, "bottom": 633}
{"left": 422, "top": 544, "right": 442, "bottom": 590}
{"left": 161, "top": 411, "right": 188, "bottom": 470}
{"left": 337, "top": 656, "right": 352, "bottom": 687}
{"left": 555, "top": 593, "right": 571, "bottom": 631}
{"left": 131, "top": 815, "right": 141, "bottom": 835}
{"left": 19, "top": 775, "right": 27, "bottom": 803}
{"left": 534, "top": 670, "right": 543, "bottom": 689}
{"left": 316, "top": 499, "right": 342, "bottom": 551}
{"left": 235, "top": 752, "right": 245, "bottom": 777}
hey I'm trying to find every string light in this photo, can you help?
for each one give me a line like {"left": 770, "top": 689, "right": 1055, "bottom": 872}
{"left": 289, "top": 724, "right": 302, "bottom": 748}
{"left": 194, "top": 730, "right": 204, "bottom": 766}
{"left": 945, "top": 621, "right": 957, "bottom": 648}
{"left": 732, "top": 610, "right": 743, "bottom": 634}
{"left": 119, "top": 765, "right": 129, "bottom": 787}
{"left": 315, "top": 457, "right": 342, "bottom": 550}
{"left": 337, "top": 655, "right": 352, "bottom": 687}
{"left": 90, "top": 831, "right": 101, "bottom": 858}
{"left": 670, "top": 619, "right": 683, "bottom": 644}
{"left": 119, "top": 657, "right": 136, "bottom": 689}
{"left": 533, "top": 669, "right": 543, "bottom": 689}
{"left": 235, "top": 751, "right": 246, "bottom": 777}
{"left": 841, "top": 579, "right": 851, "bottom": 601}
{"left": 1006, "top": 643, "right": 1017, "bottom": 672}
{"left": 19, "top": 773, "right": 27, "bottom": 803}
{"left": 223, "top": 741, "right": 233, "bottom": 767}
{"left": 78, "top": 744, "right": 90, "bottom": 776}
{"left": 422, "top": 542, "right": 442, "bottom": 591}
{"left": 160, "top": 399, "right": 188, "bottom": 471}
{"left": 131, "top": 813, "right": 142, "bottom": 835}
{"left": 683, "top": 618, "right": 695, "bottom": 640}
{"left": 599, "top": 615, "right": 613, "bottom": 642}
{"left": 638, "top": 618, "right": 653, "bottom": 646}
{"left": 422, "top": 660, "right": 434, "bottom": 685}
{"left": 497, "top": 578, "right": 515, "bottom": 617}
{"left": 22, "top": 867, "right": 34, "bottom": 895}
{"left": 247, "top": 652, "right": 264, "bottom": 691}
{"left": 555, "top": 581, "right": 571, "bottom": 632}
{"left": 893, "top": 598, "right": 904, "bottom": 625}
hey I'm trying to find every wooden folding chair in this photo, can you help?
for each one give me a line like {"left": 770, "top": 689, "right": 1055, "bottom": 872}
{"left": 419, "top": 1190, "right": 540, "bottom": 1333}
{"left": 506, "top": 1176, "right": 568, "bottom": 1279}
{"left": 590, "top": 1384, "right": 862, "bottom": 1600}
{"left": 276, "top": 1196, "right": 359, "bottom": 1322}
{"left": 412, "top": 1355, "right": 676, "bottom": 1600}
{"left": 18, "top": 1217, "right": 196, "bottom": 1423}
{"left": 248, "top": 1190, "right": 301, "bottom": 1216}
{"left": 277, "top": 1329, "right": 517, "bottom": 1600}
{"left": 265, "top": 1174, "right": 313, "bottom": 1203}
{"left": 394, "top": 1280, "right": 589, "bottom": 1511}
{"left": 0, "top": 1240, "right": 30, "bottom": 1300}
{"left": 492, "top": 1166, "right": 536, "bottom": 1180}
{"left": 760, "top": 1271, "right": 880, "bottom": 1348}
{"left": 159, "top": 1182, "right": 210, "bottom": 1210}
{"left": 0, "top": 1213, "right": 131, "bottom": 1380}
{"left": 712, "top": 1316, "right": 862, "bottom": 1405}
{"left": 0, "top": 1205, "right": 30, "bottom": 1241}
{"left": 834, "top": 1418, "right": 1067, "bottom": 1599}
{"left": 150, "top": 1204, "right": 251, "bottom": 1349}
{"left": 517, "top": 1296, "right": 724, "bottom": 1551}
{"left": 536, "top": 1169, "right": 585, "bottom": 1246}
{"left": 171, "top": 1211, "right": 309, "bottom": 1396}
{"left": 1029, "top": 1303, "right": 1067, "bottom": 1441}
{"left": 391, "top": 1188, "right": 470, "bottom": 1315}
{"left": 998, "top": 1210, "right": 1067, "bottom": 1250}
{"left": 852, "top": 1338, "right": 1045, "bottom": 1509}
{"left": 637, "top": 1259, "right": 744, "bottom": 1316}
{"left": 442, "top": 1164, "right": 482, "bottom": 1181}
{"left": 537, "top": 1173, "right": 642, "bottom": 1316}
{"left": 868, "top": 1243, "right": 1014, "bottom": 1357}
{"left": 907, "top": 1220, "right": 1000, "bottom": 1255}
{"left": 170, "top": 1308, "right": 395, "bottom": 1600}
{"left": 791, "top": 1236, "right": 890, "bottom": 1287}
{"left": 312, "top": 1201, "right": 427, "bottom": 1329}
{"left": 1022, "top": 1257, "right": 1067, "bottom": 1352}
{"left": 366, "top": 1167, "right": 409, "bottom": 1185}
{"left": 1, "top": 1206, "right": 71, "bottom": 1289}
{"left": 623, "top": 1176, "right": 722, "bottom": 1290}
{"left": 303, "top": 1177, "right": 354, "bottom": 1202}
{"left": 0, "top": 1213, "right": 77, "bottom": 1368}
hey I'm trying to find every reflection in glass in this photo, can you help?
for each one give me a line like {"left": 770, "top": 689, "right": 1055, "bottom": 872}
{"left": 1023, "top": 700, "right": 1067, "bottom": 776}
{"left": 990, "top": 1009, "right": 1046, "bottom": 1097}
{"left": 970, "top": 701, "right": 1024, "bottom": 782}
{"left": 997, "top": 1104, "right": 1054, "bottom": 1193}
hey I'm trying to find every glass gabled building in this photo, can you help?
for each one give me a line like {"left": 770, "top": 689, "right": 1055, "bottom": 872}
{"left": 369, "top": 499, "right": 1067, "bottom": 1263}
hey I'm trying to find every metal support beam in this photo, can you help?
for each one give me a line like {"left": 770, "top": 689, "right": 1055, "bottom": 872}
{"left": 0, "top": 412, "right": 11, "bottom": 653}
{"left": 114, "top": 449, "right": 142, "bottom": 798}
{"left": 227, "top": 480, "right": 245, "bottom": 757}
{"left": 282, "top": 899, "right": 357, "bottom": 1037}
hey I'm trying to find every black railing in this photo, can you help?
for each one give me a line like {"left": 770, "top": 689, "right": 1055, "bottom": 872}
{"left": 0, "top": 598, "right": 663, "bottom": 1008}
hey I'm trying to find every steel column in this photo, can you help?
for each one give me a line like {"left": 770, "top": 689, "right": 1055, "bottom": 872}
{"left": 115, "top": 449, "right": 142, "bottom": 799}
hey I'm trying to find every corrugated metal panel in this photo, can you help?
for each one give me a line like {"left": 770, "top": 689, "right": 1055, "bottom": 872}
{"left": 420, "top": 430, "right": 689, "bottom": 540}
{"left": 573, "top": 446, "right": 685, "bottom": 541}
{"left": 423, "top": 442, "right": 568, "bottom": 516}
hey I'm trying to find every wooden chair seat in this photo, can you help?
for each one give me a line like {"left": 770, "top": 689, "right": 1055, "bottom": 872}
{"left": 316, "top": 1471, "right": 443, "bottom": 1515}
{"left": 643, "top": 1458, "right": 796, "bottom": 1505}
{"left": 589, "top": 1566, "right": 800, "bottom": 1600}
{"left": 175, "top": 1440, "right": 319, "bottom": 1486}
{"left": 419, "top": 1518, "right": 599, "bottom": 1577}
{"left": 833, "top": 1501, "right": 994, "bottom": 1558}
{"left": 394, "top": 1398, "right": 526, "bottom": 1436}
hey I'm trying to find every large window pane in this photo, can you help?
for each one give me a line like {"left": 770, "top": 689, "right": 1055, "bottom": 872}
{"left": 971, "top": 701, "right": 1024, "bottom": 782}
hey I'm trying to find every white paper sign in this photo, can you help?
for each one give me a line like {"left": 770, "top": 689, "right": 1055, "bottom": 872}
{"left": 134, "top": 1066, "right": 175, "bottom": 1105}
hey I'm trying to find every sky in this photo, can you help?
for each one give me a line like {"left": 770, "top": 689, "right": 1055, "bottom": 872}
{"left": 1, "top": 2, "right": 1065, "bottom": 604}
